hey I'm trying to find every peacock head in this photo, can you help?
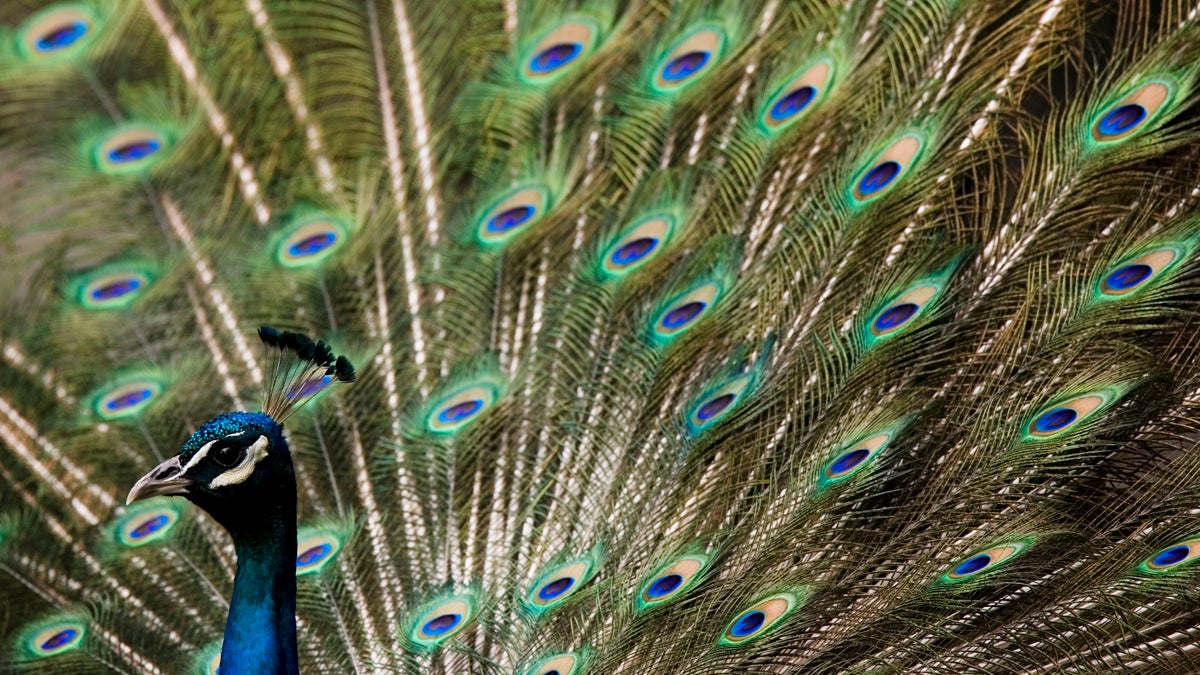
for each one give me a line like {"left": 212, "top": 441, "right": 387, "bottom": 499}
{"left": 126, "top": 327, "right": 354, "bottom": 532}
{"left": 127, "top": 411, "right": 292, "bottom": 526}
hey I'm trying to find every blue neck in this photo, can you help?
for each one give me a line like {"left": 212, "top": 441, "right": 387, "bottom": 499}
{"left": 219, "top": 504, "right": 298, "bottom": 675}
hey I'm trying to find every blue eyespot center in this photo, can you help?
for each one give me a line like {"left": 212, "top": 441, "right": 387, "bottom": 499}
{"left": 289, "top": 232, "right": 337, "bottom": 257}
{"left": 662, "top": 301, "right": 706, "bottom": 329}
{"left": 298, "top": 543, "right": 332, "bottom": 566}
{"left": 954, "top": 554, "right": 991, "bottom": 576}
{"left": 611, "top": 238, "right": 659, "bottom": 266}
{"left": 648, "top": 573, "right": 683, "bottom": 598}
{"left": 41, "top": 628, "right": 78, "bottom": 651}
{"left": 830, "top": 448, "right": 870, "bottom": 476}
{"left": 662, "top": 51, "right": 710, "bottom": 81}
{"left": 422, "top": 613, "right": 461, "bottom": 636}
{"left": 91, "top": 277, "right": 141, "bottom": 300}
{"left": 538, "top": 577, "right": 574, "bottom": 601}
{"left": 531, "top": 43, "right": 582, "bottom": 73}
{"left": 1034, "top": 407, "right": 1077, "bottom": 433}
{"left": 438, "top": 399, "right": 482, "bottom": 424}
{"left": 286, "top": 374, "right": 333, "bottom": 401}
{"left": 874, "top": 302, "right": 918, "bottom": 332}
{"left": 770, "top": 86, "right": 816, "bottom": 121}
{"left": 1098, "top": 104, "right": 1147, "bottom": 136}
{"left": 130, "top": 515, "right": 169, "bottom": 539}
{"left": 108, "top": 139, "right": 162, "bottom": 164}
{"left": 1104, "top": 263, "right": 1152, "bottom": 291}
{"left": 106, "top": 388, "right": 153, "bottom": 411}
{"left": 36, "top": 22, "right": 87, "bottom": 51}
{"left": 487, "top": 206, "right": 535, "bottom": 233}
{"left": 859, "top": 161, "right": 901, "bottom": 196}
{"left": 696, "top": 393, "right": 735, "bottom": 422}
{"left": 730, "top": 610, "right": 765, "bottom": 637}
{"left": 1153, "top": 545, "right": 1189, "bottom": 567}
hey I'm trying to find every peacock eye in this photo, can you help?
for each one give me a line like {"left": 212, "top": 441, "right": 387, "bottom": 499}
{"left": 760, "top": 59, "right": 834, "bottom": 131}
{"left": 525, "top": 652, "right": 585, "bottom": 675}
{"left": 525, "top": 556, "right": 601, "bottom": 614}
{"left": 636, "top": 554, "right": 710, "bottom": 611}
{"left": 719, "top": 592, "right": 800, "bottom": 646}
{"left": 212, "top": 444, "right": 243, "bottom": 468}
{"left": 940, "top": 540, "right": 1031, "bottom": 583}
{"left": 653, "top": 27, "right": 725, "bottom": 92}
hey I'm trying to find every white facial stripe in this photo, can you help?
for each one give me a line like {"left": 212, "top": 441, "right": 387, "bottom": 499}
{"left": 182, "top": 438, "right": 218, "bottom": 474}
{"left": 210, "top": 435, "right": 270, "bottom": 488}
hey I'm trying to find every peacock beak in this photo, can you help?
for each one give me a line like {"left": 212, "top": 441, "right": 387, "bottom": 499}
{"left": 127, "top": 456, "right": 194, "bottom": 505}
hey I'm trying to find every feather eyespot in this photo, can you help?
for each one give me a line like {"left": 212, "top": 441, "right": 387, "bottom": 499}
{"left": 1024, "top": 392, "right": 1112, "bottom": 439}
{"left": 526, "top": 653, "right": 586, "bottom": 675}
{"left": 115, "top": 502, "right": 180, "bottom": 547}
{"left": 1091, "top": 80, "right": 1174, "bottom": 145}
{"left": 289, "top": 232, "right": 334, "bottom": 257}
{"left": 491, "top": 206, "right": 534, "bottom": 232}
{"left": 17, "top": 4, "right": 99, "bottom": 62}
{"left": 94, "top": 379, "right": 162, "bottom": 420}
{"left": 89, "top": 276, "right": 141, "bottom": 302}
{"left": 275, "top": 212, "right": 348, "bottom": 268}
{"left": 689, "top": 376, "right": 751, "bottom": 430}
{"left": 663, "top": 52, "right": 708, "bottom": 81}
{"left": 295, "top": 534, "right": 340, "bottom": 575}
{"left": 602, "top": 215, "right": 674, "bottom": 276}
{"left": 298, "top": 544, "right": 329, "bottom": 564}
{"left": 868, "top": 283, "right": 940, "bottom": 340}
{"left": 476, "top": 185, "right": 551, "bottom": 245}
{"left": 720, "top": 593, "right": 799, "bottom": 646}
{"left": 286, "top": 374, "right": 333, "bottom": 402}
{"left": 941, "top": 541, "right": 1029, "bottom": 583}
{"left": 35, "top": 627, "right": 81, "bottom": 654}
{"left": 1097, "top": 246, "right": 1184, "bottom": 298}
{"left": 859, "top": 162, "right": 899, "bottom": 194}
{"left": 408, "top": 594, "right": 477, "bottom": 648}
{"left": 761, "top": 59, "right": 834, "bottom": 130}
{"left": 37, "top": 22, "right": 87, "bottom": 51}
{"left": 850, "top": 134, "right": 924, "bottom": 205}
{"left": 130, "top": 514, "right": 169, "bottom": 538}
{"left": 532, "top": 43, "right": 580, "bottom": 72}
{"left": 771, "top": 87, "right": 813, "bottom": 120}
{"left": 636, "top": 554, "right": 710, "bottom": 611}
{"left": 653, "top": 27, "right": 725, "bottom": 92}
{"left": 421, "top": 613, "right": 461, "bottom": 636}
{"left": 1098, "top": 105, "right": 1145, "bottom": 135}
{"left": 612, "top": 238, "right": 656, "bottom": 265}
{"left": 822, "top": 431, "right": 894, "bottom": 484}
{"left": 427, "top": 384, "right": 498, "bottom": 433}
{"left": 1104, "top": 263, "right": 1151, "bottom": 291}
{"left": 654, "top": 283, "right": 721, "bottom": 339}
{"left": 21, "top": 619, "right": 86, "bottom": 658}
{"left": 1140, "top": 539, "right": 1200, "bottom": 573}
{"left": 105, "top": 388, "right": 152, "bottom": 411}
{"left": 92, "top": 124, "right": 170, "bottom": 175}
{"left": 71, "top": 265, "right": 154, "bottom": 310}
{"left": 526, "top": 556, "right": 600, "bottom": 614}
{"left": 522, "top": 19, "right": 600, "bottom": 83}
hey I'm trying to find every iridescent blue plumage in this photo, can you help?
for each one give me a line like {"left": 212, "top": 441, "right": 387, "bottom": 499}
{"left": 124, "top": 331, "right": 354, "bottom": 675}
{"left": 131, "top": 411, "right": 299, "bottom": 675}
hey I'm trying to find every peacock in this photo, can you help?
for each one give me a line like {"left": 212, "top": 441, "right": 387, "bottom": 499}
{"left": 6, "top": 0, "right": 1200, "bottom": 672}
